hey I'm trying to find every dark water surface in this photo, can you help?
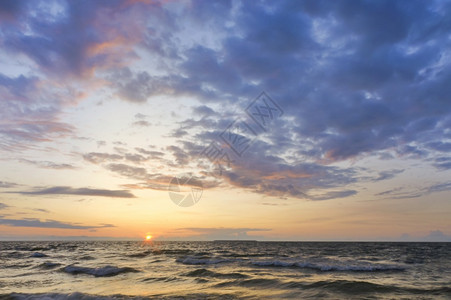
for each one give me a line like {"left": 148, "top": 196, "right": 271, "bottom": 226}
{"left": 0, "top": 241, "right": 450, "bottom": 299}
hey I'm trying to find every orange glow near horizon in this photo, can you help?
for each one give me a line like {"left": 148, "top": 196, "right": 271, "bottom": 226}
{"left": 145, "top": 235, "right": 152, "bottom": 241}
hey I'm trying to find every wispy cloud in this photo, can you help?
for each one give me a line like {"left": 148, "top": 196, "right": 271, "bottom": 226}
{"left": 83, "top": 152, "right": 123, "bottom": 164}
{"left": 376, "top": 182, "right": 451, "bottom": 199}
{"left": 0, "top": 218, "right": 115, "bottom": 230}
{"left": 0, "top": 181, "right": 17, "bottom": 188}
{"left": 106, "top": 164, "right": 149, "bottom": 180}
{"left": 19, "top": 159, "right": 76, "bottom": 170}
{"left": 10, "top": 186, "right": 135, "bottom": 198}
{"left": 373, "top": 169, "right": 404, "bottom": 182}
{"left": 309, "top": 190, "right": 357, "bottom": 201}
{"left": 32, "top": 208, "right": 50, "bottom": 213}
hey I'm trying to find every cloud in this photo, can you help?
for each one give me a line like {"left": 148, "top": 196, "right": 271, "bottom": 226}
{"left": 0, "top": 234, "right": 142, "bottom": 241}
{"left": 84, "top": 148, "right": 219, "bottom": 192}
{"left": 132, "top": 120, "right": 151, "bottom": 127}
{"left": 375, "top": 187, "right": 403, "bottom": 197}
{"left": 426, "top": 182, "right": 451, "bottom": 194}
{"left": 0, "top": 217, "right": 115, "bottom": 230}
{"left": 193, "top": 105, "right": 215, "bottom": 117}
{"left": 2, "top": 0, "right": 450, "bottom": 202}
{"left": 153, "top": 0, "right": 450, "bottom": 165}
{"left": 106, "top": 164, "right": 149, "bottom": 180}
{"left": 166, "top": 145, "right": 190, "bottom": 166}
{"left": 32, "top": 208, "right": 50, "bottom": 213}
{"left": 11, "top": 186, "right": 135, "bottom": 198}
{"left": 433, "top": 157, "right": 451, "bottom": 170}
{"left": 1, "top": 1, "right": 152, "bottom": 78}
{"left": 124, "top": 154, "right": 148, "bottom": 163}
{"left": 19, "top": 159, "right": 76, "bottom": 170}
{"left": 0, "top": 181, "right": 17, "bottom": 188}
{"left": 309, "top": 190, "right": 357, "bottom": 201}
{"left": 0, "top": 203, "right": 9, "bottom": 210}
{"left": 135, "top": 148, "right": 164, "bottom": 158}
{"left": 131, "top": 113, "right": 152, "bottom": 127}
{"left": 373, "top": 169, "right": 404, "bottom": 182}
{"left": 202, "top": 148, "right": 360, "bottom": 199}
{"left": 0, "top": 74, "right": 75, "bottom": 152}
{"left": 83, "top": 152, "right": 123, "bottom": 164}
{"left": 83, "top": 150, "right": 159, "bottom": 166}
{"left": 0, "top": 1, "right": 165, "bottom": 151}
{"left": 97, "top": 141, "right": 107, "bottom": 147}
{"left": 0, "top": 0, "right": 25, "bottom": 21}
{"left": 375, "top": 182, "right": 451, "bottom": 199}
{"left": 97, "top": 0, "right": 449, "bottom": 200}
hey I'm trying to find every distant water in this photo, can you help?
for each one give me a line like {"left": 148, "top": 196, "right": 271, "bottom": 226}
{"left": 1, "top": 241, "right": 450, "bottom": 299}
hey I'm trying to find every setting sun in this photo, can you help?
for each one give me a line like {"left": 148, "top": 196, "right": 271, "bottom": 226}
{"left": 145, "top": 235, "right": 152, "bottom": 241}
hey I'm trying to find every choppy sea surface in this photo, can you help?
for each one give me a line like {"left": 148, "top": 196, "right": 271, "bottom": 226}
{"left": 0, "top": 241, "right": 450, "bottom": 299}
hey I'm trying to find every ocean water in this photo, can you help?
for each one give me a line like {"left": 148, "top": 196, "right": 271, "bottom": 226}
{"left": 0, "top": 241, "right": 450, "bottom": 299}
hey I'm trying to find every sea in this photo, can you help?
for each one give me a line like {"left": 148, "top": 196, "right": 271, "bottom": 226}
{"left": 0, "top": 241, "right": 450, "bottom": 299}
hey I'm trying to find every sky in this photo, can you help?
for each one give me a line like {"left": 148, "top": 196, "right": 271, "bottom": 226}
{"left": 0, "top": 0, "right": 450, "bottom": 241}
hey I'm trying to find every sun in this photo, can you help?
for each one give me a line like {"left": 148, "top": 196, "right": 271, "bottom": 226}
{"left": 145, "top": 235, "right": 152, "bottom": 241}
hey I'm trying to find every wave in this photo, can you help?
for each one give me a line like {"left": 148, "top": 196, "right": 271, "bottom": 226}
{"left": 311, "top": 280, "right": 401, "bottom": 294}
{"left": 30, "top": 252, "right": 47, "bottom": 258}
{"left": 151, "top": 249, "right": 193, "bottom": 255}
{"left": 184, "top": 268, "right": 248, "bottom": 279}
{"left": 127, "top": 251, "right": 151, "bottom": 258}
{"left": 35, "top": 262, "right": 61, "bottom": 269}
{"left": 1, "top": 292, "right": 127, "bottom": 300}
{"left": 176, "top": 256, "right": 405, "bottom": 272}
{"left": 62, "top": 265, "right": 139, "bottom": 277}
{"left": 215, "top": 278, "right": 281, "bottom": 288}
{"left": 176, "top": 257, "right": 231, "bottom": 265}
{"left": 251, "top": 260, "right": 296, "bottom": 267}
{"left": 3, "top": 251, "right": 25, "bottom": 259}
{"left": 251, "top": 260, "right": 406, "bottom": 272}
{"left": 223, "top": 253, "right": 272, "bottom": 258}
{"left": 141, "top": 276, "right": 180, "bottom": 283}
{"left": 79, "top": 255, "right": 96, "bottom": 260}
{"left": 0, "top": 292, "right": 242, "bottom": 300}
{"left": 285, "top": 280, "right": 451, "bottom": 296}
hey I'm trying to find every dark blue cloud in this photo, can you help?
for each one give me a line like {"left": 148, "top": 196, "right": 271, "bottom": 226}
{"left": 2, "top": 0, "right": 450, "bottom": 200}
{"left": 110, "top": 0, "right": 450, "bottom": 198}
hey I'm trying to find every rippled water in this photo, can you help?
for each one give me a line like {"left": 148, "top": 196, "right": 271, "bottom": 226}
{"left": 0, "top": 241, "right": 450, "bottom": 299}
